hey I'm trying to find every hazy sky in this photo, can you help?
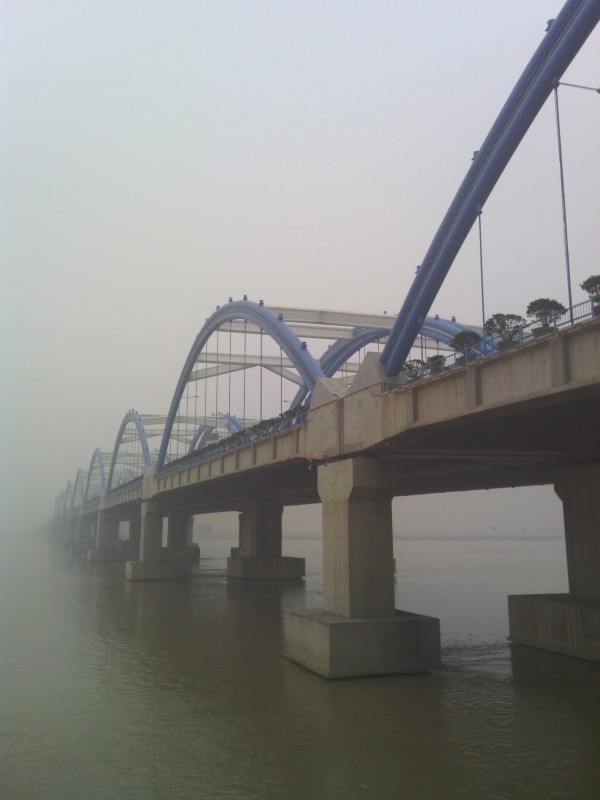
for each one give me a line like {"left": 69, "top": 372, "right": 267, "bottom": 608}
{"left": 3, "top": 1, "right": 599, "bottom": 533}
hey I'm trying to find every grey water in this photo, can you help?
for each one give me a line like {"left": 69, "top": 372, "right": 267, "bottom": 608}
{"left": 2, "top": 531, "right": 599, "bottom": 800}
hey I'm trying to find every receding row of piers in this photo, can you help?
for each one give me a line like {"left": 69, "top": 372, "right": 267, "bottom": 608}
{"left": 59, "top": 457, "right": 600, "bottom": 677}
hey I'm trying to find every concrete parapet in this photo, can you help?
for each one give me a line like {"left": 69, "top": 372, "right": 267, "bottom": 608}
{"left": 508, "top": 593, "right": 600, "bottom": 663}
{"left": 284, "top": 608, "right": 441, "bottom": 678}
{"left": 125, "top": 559, "right": 194, "bottom": 581}
{"left": 227, "top": 556, "right": 305, "bottom": 580}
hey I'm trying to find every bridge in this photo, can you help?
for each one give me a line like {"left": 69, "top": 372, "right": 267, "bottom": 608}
{"left": 52, "top": 0, "right": 600, "bottom": 678}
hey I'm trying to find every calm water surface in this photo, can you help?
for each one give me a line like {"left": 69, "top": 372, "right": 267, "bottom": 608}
{"left": 1, "top": 532, "right": 599, "bottom": 799}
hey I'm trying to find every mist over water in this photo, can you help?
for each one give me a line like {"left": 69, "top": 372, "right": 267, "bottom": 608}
{"left": 2, "top": 530, "right": 599, "bottom": 800}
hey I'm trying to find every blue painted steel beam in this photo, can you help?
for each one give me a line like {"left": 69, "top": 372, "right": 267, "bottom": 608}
{"left": 157, "top": 300, "right": 324, "bottom": 468}
{"left": 289, "top": 315, "right": 481, "bottom": 407}
{"left": 381, "top": 0, "right": 600, "bottom": 377}
{"left": 188, "top": 424, "right": 214, "bottom": 454}
{"left": 218, "top": 412, "right": 245, "bottom": 433}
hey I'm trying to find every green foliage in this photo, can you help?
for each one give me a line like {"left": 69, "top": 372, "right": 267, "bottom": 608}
{"left": 450, "top": 330, "right": 482, "bottom": 352}
{"left": 426, "top": 354, "right": 446, "bottom": 368}
{"left": 526, "top": 298, "right": 567, "bottom": 325}
{"left": 580, "top": 275, "right": 600, "bottom": 297}
{"left": 401, "top": 359, "right": 425, "bottom": 380}
{"left": 484, "top": 313, "right": 524, "bottom": 341}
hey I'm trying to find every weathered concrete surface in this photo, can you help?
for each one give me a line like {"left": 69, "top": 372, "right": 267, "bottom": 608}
{"left": 284, "top": 608, "right": 441, "bottom": 678}
{"left": 509, "top": 464, "right": 600, "bottom": 662}
{"left": 125, "top": 499, "right": 198, "bottom": 581}
{"left": 227, "top": 556, "right": 305, "bottom": 580}
{"left": 508, "top": 594, "right": 600, "bottom": 662}
{"left": 125, "top": 559, "right": 194, "bottom": 581}
{"left": 225, "top": 499, "right": 304, "bottom": 579}
{"left": 285, "top": 457, "right": 441, "bottom": 677}
{"left": 319, "top": 458, "right": 395, "bottom": 618}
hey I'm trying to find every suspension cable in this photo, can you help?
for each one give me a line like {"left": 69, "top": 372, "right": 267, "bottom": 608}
{"left": 259, "top": 328, "right": 263, "bottom": 421}
{"left": 553, "top": 86, "right": 574, "bottom": 322}
{"left": 478, "top": 207, "right": 487, "bottom": 347}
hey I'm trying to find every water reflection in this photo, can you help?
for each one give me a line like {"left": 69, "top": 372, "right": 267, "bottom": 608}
{"left": 2, "top": 535, "right": 599, "bottom": 800}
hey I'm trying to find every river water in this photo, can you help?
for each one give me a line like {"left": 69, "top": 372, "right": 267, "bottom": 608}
{"left": 2, "top": 530, "right": 599, "bottom": 799}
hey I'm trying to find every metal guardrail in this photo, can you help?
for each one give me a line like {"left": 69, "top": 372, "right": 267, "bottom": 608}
{"left": 383, "top": 299, "right": 598, "bottom": 392}
{"left": 157, "top": 409, "right": 309, "bottom": 477}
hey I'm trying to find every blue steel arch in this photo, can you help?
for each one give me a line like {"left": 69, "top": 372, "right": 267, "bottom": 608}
{"left": 381, "top": 0, "right": 600, "bottom": 377}
{"left": 188, "top": 424, "right": 214, "bottom": 454}
{"left": 157, "top": 300, "right": 324, "bottom": 468}
{"left": 217, "top": 412, "right": 245, "bottom": 434}
{"left": 55, "top": 489, "right": 65, "bottom": 518}
{"left": 72, "top": 468, "right": 86, "bottom": 509}
{"left": 106, "top": 410, "right": 153, "bottom": 492}
{"left": 293, "top": 315, "right": 485, "bottom": 406}
{"left": 84, "top": 448, "right": 107, "bottom": 503}
{"left": 323, "top": 317, "right": 483, "bottom": 378}
{"left": 64, "top": 481, "right": 74, "bottom": 514}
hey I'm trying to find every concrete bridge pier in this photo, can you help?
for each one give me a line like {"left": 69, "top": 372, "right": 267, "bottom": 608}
{"left": 166, "top": 509, "right": 200, "bottom": 564}
{"left": 509, "top": 464, "right": 600, "bottom": 662}
{"left": 284, "top": 457, "right": 441, "bottom": 678}
{"left": 88, "top": 510, "right": 129, "bottom": 562}
{"left": 227, "top": 500, "right": 305, "bottom": 579}
{"left": 72, "top": 515, "right": 95, "bottom": 554}
{"left": 125, "top": 502, "right": 197, "bottom": 581}
{"left": 63, "top": 516, "right": 78, "bottom": 549}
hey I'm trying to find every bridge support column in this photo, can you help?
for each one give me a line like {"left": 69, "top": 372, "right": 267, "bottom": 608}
{"left": 72, "top": 516, "right": 95, "bottom": 554}
{"left": 227, "top": 500, "right": 304, "bottom": 579}
{"left": 509, "top": 464, "right": 600, "bottom": 662}
{"left": 88, "top": 510, "right": 128, "bottom": 562}
{"left": 64, "top": 517, "right": 78, "bottom": 549}
{"left": 284, "top": 457, "right": 440, "bottom": 678}
{"left": 125, "top": 503, "right": 197, "bottom": 581}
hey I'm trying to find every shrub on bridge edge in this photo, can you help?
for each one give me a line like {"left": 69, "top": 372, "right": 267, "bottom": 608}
{"left": 580, "top": 275, "right": 600, "bottom": 316}
{"left": 526, "top": 298, "right": 567, "bottom": 335}
{"left": 450, "top": 330, "right": 482, "bottom": 365}
{"left": 484, "top": 313, "right": 525, "bottom": 349}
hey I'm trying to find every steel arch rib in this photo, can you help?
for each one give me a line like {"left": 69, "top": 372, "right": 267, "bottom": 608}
{"left": 381, "top": 0, "right": 600, "bottom": 377}
{"left": 157, "top": 300, "right": 324, "bottom": 468}
{"left": 72, "top": 469, "right": 86, "bottom": 509}
{"left": 84, "top": 448, "right": 106, "bottom": 503}
{"left": 106, "top": 411, "right": 153, "bottom": 492}
{"left": 322, "top": 317, "right": 478, "bottom": 378}
{"left": 57, "top": 489, "right": 66, "bottom": 518}
{"left": 218, "top": 413, "right": 245, "bottom": 434}
{"left": 188, "top": 424, "right": 214, "bottom": 454}
{"left": 289, "top": 316, "right": 478, "bottom": 407}
{"left": 64, "top": 481, "right": 74, "bottom": 514}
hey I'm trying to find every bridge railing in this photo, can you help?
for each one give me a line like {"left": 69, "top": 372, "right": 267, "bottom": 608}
{"left": 157, "top": 407, "right": 309, "bottom": 477}
{"left": 383, "top": 299, "right": 598, "bottom": 392}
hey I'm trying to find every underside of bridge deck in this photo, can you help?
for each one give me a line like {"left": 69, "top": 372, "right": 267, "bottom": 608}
{"left": 365, "top": 384, "right": 600, "bottom": 496}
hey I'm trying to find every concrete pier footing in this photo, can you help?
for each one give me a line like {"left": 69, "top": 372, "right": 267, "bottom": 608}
{"left": 284, "top": 608, "right": 441, "bottom": 678}
{"left": 125, "top": 502, "right": 199, "bottom": 582}
{"left": 508, "top": 465, "right": 600, "bottom": 663}
{"left": 88, "top": 546, "right": 136, "bottom": 563}
{"left": 508, "top": 594, "right": 600, "bottom": 662}
{"left": 125, "top": 557, "right": 195, "bottom": 581}
{"left": 284, "top": 458, "right": 441, "bottom": 678}
{"left": 226, "top": 500, "right": 305, "bottom": 580}
{"left": 227, "top": 556, "right": 305, "bottom": 580}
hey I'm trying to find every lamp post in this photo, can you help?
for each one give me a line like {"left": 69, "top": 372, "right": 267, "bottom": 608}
{"left": 553, "top": 80, "right": 600, "bottom": 323}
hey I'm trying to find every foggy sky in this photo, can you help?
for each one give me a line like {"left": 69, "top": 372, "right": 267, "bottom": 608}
{"left": 3, "top": 1, "right": 599, "bottom": 535}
